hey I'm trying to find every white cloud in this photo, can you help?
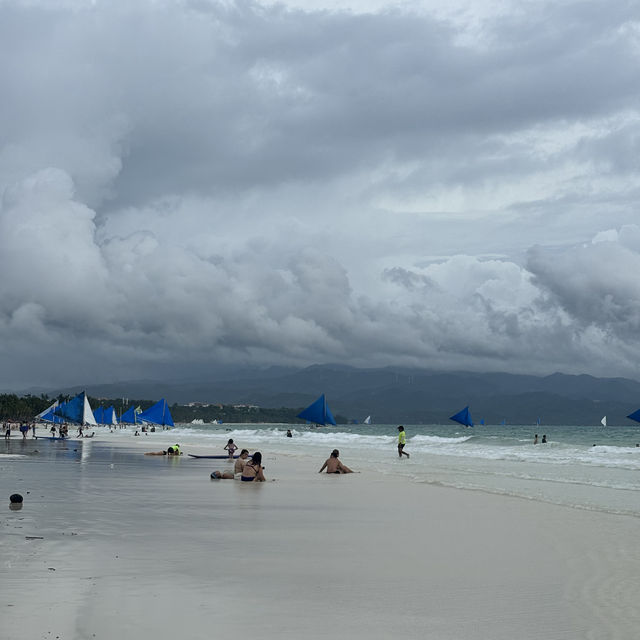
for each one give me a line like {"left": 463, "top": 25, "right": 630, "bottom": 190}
{"left": 1, "top": 0, "right": 640, "bottom": 388}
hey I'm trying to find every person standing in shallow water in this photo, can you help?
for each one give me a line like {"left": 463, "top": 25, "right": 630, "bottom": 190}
{"left": 541, "top": 434, "right": 547, "bottom": 444}
{"left": 533, "top": 434, "right": 538, "bottom": 444}
{"left": 224, "top": 439, "right": 238, "bottom": 458}
{"left": 397, "top": 426, "right": 410, "bottom": 458}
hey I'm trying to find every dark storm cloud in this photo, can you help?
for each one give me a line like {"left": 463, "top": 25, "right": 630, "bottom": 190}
{"left": 1, "top": 0, "right": 640, "bottom": 388}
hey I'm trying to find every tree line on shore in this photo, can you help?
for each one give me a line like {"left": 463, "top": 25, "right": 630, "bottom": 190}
{"left": 0, "top": 393, "right": 339, "bottom": 424}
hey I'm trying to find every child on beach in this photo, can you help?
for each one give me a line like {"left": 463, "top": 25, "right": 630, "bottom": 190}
{"left": 397, "top": 426, "right": 410, "bottom": 458}
{"left": 319, "top": 449, "right": 353, "bottom": 474}
{"left": 224, "top": 439, "right": 238, "bottom": 458}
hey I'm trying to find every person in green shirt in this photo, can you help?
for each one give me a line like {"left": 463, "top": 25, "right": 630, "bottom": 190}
{"left": 397, "top": 425, "right": 410, "bottom": 458}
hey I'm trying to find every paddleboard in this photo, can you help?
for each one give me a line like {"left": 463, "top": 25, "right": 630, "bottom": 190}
{"left": 188, "top": 454, "right": 239, "bottom": 459}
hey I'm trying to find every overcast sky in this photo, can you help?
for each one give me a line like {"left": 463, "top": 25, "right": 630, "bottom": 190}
{"left": 1, "top": 0, "right": 640, "bottom": 389}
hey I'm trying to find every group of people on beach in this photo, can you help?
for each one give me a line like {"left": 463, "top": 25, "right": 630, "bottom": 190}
{"left": 145, "top": 427, "right": 412, "bottom": 482}
{"left": 4, "top": 422, "right": 36, "bottom": 439}
{"left": 211, "top": 446, "right": 266, "bottom": 481}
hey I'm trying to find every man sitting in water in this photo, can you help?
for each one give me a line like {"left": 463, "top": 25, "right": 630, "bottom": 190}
{"left": 234, "top": 449, "right": 250, "bottom": 476}
{"left": 319, "top": 449, "right": 353, "bottom": 474}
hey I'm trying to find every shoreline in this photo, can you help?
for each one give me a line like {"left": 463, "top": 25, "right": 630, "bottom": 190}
{"left": 2, "top": 437, "right": 640, "bottom": 639}
{"left": 4, "top": 426, "right": 640, "bottom": 517}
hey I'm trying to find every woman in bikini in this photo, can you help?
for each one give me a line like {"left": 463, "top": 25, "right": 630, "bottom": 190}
{"left": 240, "top": 451, "right": 265, "bottom": 482}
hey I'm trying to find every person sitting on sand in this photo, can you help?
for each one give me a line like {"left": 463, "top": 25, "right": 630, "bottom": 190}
{"left": 167, "top": 444, "right": 182, "bottom": 455}
{"left": 234, "top": 449, "right": 250, "bottom": 475}
{"left": 319, "top": 449, "right": 353, "bottom": 474}
{"left": 224, "top": 439, "right": 238, "bottom": 458}
{"left": 241, "top": 451, "right": 265, "bottom": 482}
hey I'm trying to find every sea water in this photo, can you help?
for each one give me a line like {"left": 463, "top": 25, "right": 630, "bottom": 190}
{"left": 6, "top": 422, "right": 639, "bottom": 517}
{"left": 106, "top": 421, "right": 640, "bottom": 517}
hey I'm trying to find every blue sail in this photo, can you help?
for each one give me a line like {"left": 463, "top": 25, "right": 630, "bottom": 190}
{"left": 120, "top": 406, "right": 137, "bottom": 424}
{"left": 54, "top": 392, "right": 85, "bottom": 424}
{"left": 626, "top": 409, "right": 640, "bottom": 423}
{"left": 449, "top": 405, "right": 473, "bottom": 427}
{"left": 104, "top": 406, "right": 118, "bottom": 424}
{"left": 93, "top": 406, "right": 105, "bottom": 424}
{"left": 53, "top": 391, "right": 96, "bottom": 425}
{"left": 297, "top": 394, "right": 336, "bottom": 426}
{"left": 39, "top": 409, "right": 64, "bottom": 424}
{"left": 137, "top": 399, "right": 174, "bottom": 427}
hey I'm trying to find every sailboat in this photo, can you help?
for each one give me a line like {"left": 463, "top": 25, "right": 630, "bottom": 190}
{"left": 449, "top": 405, "right": 473, "bottom": 427}
{"left": 601, "top": 416, "right": 607, "bottom": 427}
{"left": 297, "top": 394, "right": 336, "bottom": 427}
{"left": 53, "top": 391, "right": 97, "bottom": 426}
{"left": 35, "top": 400, "right": 64, "bottom": 424}
{"left": 93, "top": 406, "right": 105, "bottom": 425}
{"left": 137, "top": 398, "right": 174, "bottom": 427}
{"left": 363, "top": 415, "right": 372, "bottom": 425}
{"left": 104, "top": 406, "right": 118, "bottom": 425}
{"left": 120, "top": 406, "right": 140, "bottom": 425}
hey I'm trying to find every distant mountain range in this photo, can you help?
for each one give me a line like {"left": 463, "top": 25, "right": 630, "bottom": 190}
{"left": 27, "top": 364, "right": 640, "bottom": 426}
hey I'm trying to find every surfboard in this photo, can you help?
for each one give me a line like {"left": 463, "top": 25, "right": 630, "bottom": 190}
{"left": 188, "top": 454, "right": 239, "bottom": 459}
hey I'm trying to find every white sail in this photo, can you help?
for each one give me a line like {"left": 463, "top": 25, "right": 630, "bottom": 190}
{"left": 83, "top": 394, "right": 97, "bottom": 426}
{"left": 601, "top": 416, "right": 607, "bottom": 427}
{"left": 363, "top": 416, "right": 371, "bottom": 424}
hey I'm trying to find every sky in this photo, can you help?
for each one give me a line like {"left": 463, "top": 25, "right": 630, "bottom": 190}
{"left": 1, "top": 0, "right": 640, "bottom": 390}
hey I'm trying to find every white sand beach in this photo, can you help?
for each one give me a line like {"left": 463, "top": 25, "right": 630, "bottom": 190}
{"left": 2, "top": 439, "right": 639, "bottom": 640}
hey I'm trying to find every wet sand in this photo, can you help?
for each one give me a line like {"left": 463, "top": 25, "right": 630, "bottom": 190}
{"left": 2, "top": 438, "right": 639, "bottom": 639}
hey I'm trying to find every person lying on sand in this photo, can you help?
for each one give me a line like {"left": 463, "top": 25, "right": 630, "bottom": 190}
{"left": 319, "top": 449, "right": 353, "bottom": 474}
{"left": 144, "top": 446, "right": 181, "bottom": 456}
{"left": 211, "top": 470, "right": 235, "bottom": 479}
{"left": 241, "top": 451, "right": 266, "bottom": 482}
